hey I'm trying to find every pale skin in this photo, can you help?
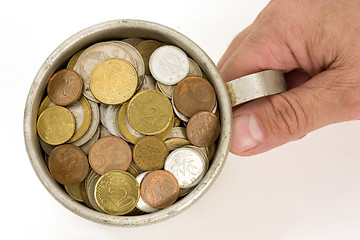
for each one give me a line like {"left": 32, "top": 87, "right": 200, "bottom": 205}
{"left": 218, "top": 0, "right": 360, "bottom": 156}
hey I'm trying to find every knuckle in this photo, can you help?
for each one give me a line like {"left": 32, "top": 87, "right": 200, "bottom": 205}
{"left": 264, "top": 93, "right": 307, "bottom": 140}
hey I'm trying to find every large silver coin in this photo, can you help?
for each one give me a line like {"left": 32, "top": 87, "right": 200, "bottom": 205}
{"left": 164, "top": 147, "right": 207, "bottom": 188}
{"left": 149, "top": 45, "right": 189, "bottom": 85}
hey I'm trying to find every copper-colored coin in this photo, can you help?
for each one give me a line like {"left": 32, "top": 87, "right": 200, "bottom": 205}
{"left": 140, "top": 170, "right": 179, "bottom": 209}
{"left": 48, "top": 144, "right": 89, "bottom": 185}
{"left": 186, "top": 111, "right": 220, "bottom": 147}
{"left": 47, "top": 69, "right": 83, "bottom": 106}
{"left": 173, "top": 76, "right": 216, "bottom": 117}
{"left": 133, "top": 136, "right": 169, "bottom": 171}
{"left": 89, "top": 136, "right": 132, "bottom": 175}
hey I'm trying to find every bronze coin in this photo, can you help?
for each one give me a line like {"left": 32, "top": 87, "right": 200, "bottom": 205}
{"left": 89, "top": 136, "right": 132, "bottom": 175}
{"left": 48, "top": 144, "right": 89, "bottom": 185}
{"left": 186, "top": 111, "right": 220, "bottom": 147}
{"left": 47, "top": 69, "right": 83, "bottom": 106}
{"left": 133, "top": 136, "right": 169, "bottom": 171}
{"left": 140, "top": 170, "right": 179, "bottom": 209}
{"left": 173, "top": 76, "right": 216, "bottom": 118}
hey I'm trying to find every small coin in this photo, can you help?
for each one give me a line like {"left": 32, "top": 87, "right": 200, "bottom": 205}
{"left": 86, "top": 171, "right": 104, "bottom": 212}
{"left": 94, "top": 170, "right": 140, "bottom": 215}
{"left": 127, "top": 90, "right": 173, "bottom": 135}
{"left": 79, "top": 126, "right": 100, "bottom": 155}
{"left": 47, "top": 69, "right": 83, "bottom": 106}
{"left": 90, "top": 58, "right": 138, "bottom": 105}
{"left": 187, "top": 58, "right": 202, "bottom": 78}
{"left": 135, "top": 172, "right": 158, "bottom": 213}
{"left": 73, "top": 42, "right": 136, "bottom": 102}
{"left": 164, "top": 138, "right": 190, "bottom": 152}
{"left": 166, "top": 127, "right": 187, "bottom": 140}
{"left": 121, "top": 38, "right": 144, "bottom": 47}
{"left": 164, "top": 147, "right": 206, "bottom": 188}
{"left": 173, "top": 76, "right": 216, "bottom": 117}
{"left": 37, "top": 106, "right": 75, "bottom": 145}
{"left": 67, "top": 49, "right": 85, "bottom": 70}
{"left": 186, "top": 111, "right": 220, "bottom": 147}
{"left": 89, "top": 136, "right": 132, "bottom": 175}
{"left": 99, "top": 124, "right": 112, "bottom": 138}
{"left": 157, "top": 81, "right": 175, "bottom": 99}
{"left": 65, "top": 182, "right": 84, "bottom": 202}
{"left": 138, "top": 74, "right": 156, "bottom": 92}
{"left": 135, "top": 40, "right": 164, "bottom": 74}
{"left": 99, "top": 104, "right": 126, "bottom": 140}
{"left": 117, "top": 102, "right": 144, "bottom": 144}
{"left": 72, "top": 100, "right": 100, "bottom": 146}
{"left": 133, "top": 136, "right": 169, "bottom": 171}
{"left": 141, "top": 170, "right": 179, "bottom": 209}
{"left": 80, "top": 180, "right": 94, "bottom": 209}
{"left": 184, "top": 145, "right": 209, "bottom": 171}
{"left": 171, "top": 95, "right": 189, "bottom": 122}
{"left": 149, "top": 45, "right": 189, "bottom": 85}
{"left": 127, "top": 164, "right": 139, "bottom": 178}
{"left": 173, "top": 116, "right": 181, "bottom": 127}
{"left": 156, "top": 114, "right": 174, "bottom": 141}
{"left": 48, "top": 144, "right": 89, "bottom": 185}
{"left": 67, "top": 96, "right": 92, "bottom": 143}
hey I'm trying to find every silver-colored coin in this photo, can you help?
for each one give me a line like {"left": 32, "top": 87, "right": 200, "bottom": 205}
{"left": 111, "top": 41, "right": 145, "bottom": 88}
{"left": 73, "top": 42, "right": 137, "bottom": 102}
{"left": 39, "top": 138, "right": 56, "bottom": 155}
{"left": 99, "top": 123, "right": 112, "bottom": 138}
{"left": 72, "top": 100, "right": 99, "bottom": 146}
{"left": 99, "top": 103, "right": 108, "bottom": 127}
{"left": 86, "top": 172, "right": 104, "bottom": 212}
{"left": 157, "top": 81, "right": 175, "bottom": 99}
{"left": 149, "top": 45, "right": 189, "bottom": 85}
{"left": 184, "top": 145, "right": 209, "bottom": 171}
{"left": 164, "top": 147, "right": 207, "bottom": 188}
{"left": 166, "top": 127, "right": 187, "bottom": 140}
{"left": 171, "top": 95, "right": 189, "bottom": 122}
{"left": 79, "top": 126, "right": 100, "bottom": 155}
{"left": 67, "top": 100, "right": 85, "bottom": 134}
{"left": 100, "top": 104, "right": 127, "bottom": 141}
{"left": 135, "top": 172, "right": 158, "bottom": 213}
{"left": 138, "top": 75, "right": 156, "bottom": 92}
{"left": 179, "top": 187, "right": 194, "bottom": 197}
{"left": 125, "top": 111, "right": 144, "bottom": 139}
{"left": 187, "top": 58, "right": 202, "bottom": 78}
{"left": 121, "top": 38, "right": 144, "bottom": 47}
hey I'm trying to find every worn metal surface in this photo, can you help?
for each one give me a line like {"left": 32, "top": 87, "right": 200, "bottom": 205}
{"left": 226, "top": 70, "right": 287, "bottom": 107}
{"left": 23, "top": 19, "right": 232, "bottom": 226}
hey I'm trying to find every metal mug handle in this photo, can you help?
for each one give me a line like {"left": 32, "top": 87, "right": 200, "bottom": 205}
{"left": 225, "top": 70, "right": 287, "bottom": 107}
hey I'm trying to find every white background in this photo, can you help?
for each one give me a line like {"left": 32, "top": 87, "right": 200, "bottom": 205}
{"left": 2, "top": 0, "right": 360, "bottom": 239}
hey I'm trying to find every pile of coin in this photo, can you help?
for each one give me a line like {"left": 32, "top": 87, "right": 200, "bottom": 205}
{"left": 36, "top": 38, "right": 221, "bottom": 216}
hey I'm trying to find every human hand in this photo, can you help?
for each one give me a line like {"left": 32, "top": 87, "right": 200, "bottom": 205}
{"left": 218, "top": 0, "right": 360, "bottom": 156}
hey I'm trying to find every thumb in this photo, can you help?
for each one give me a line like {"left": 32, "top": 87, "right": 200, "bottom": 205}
{"left": 230, "top": 69, "right": 359, "bottom": 156}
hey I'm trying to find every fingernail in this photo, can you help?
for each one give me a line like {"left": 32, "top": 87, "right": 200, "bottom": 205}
{"left": 231, "top": 114, "right": 263, "bottom": 154}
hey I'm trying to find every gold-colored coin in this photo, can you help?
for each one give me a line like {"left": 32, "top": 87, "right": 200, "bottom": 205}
{"left": 65, "top": 182, "right": 84, "bottom": 202}
{"left": 67, "top": 49, "right": 85, "bottom": 70}
{"left": 135, "top": 40, "right": 164, "bottom": 74}
{"left": 38, "top": 96, "right": 92, "bottom": 143}
{"left": 133, "top": 136, "right": 169, "bottom": 171}
{"left": 67, "top": 96, "right": 92, "bottom": 143}
{"left": 89, "top": 58, "right": 138, "bottom": 105}
{"left": 37, "top": 106, "right": 75, "bottom": 145}
{"left": 94, "top": 170, "right": 140, "bottom": 216}
{"left": 156, "top": 114, "right": 174, "bottom": 141}
{"left": 127, "top": 90, "right": 173, "bottom": 135}
{"left": 173, "top": 116, "right": 181, "bottom": 127}
{"left": 127, "top": 164, "right": 139, "bottom": 178}
{"left": 164, "top": 138, "right": 190, "bottom": 152}
{"left": 118, "top": 102, "right": 142, "bottom": 144}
